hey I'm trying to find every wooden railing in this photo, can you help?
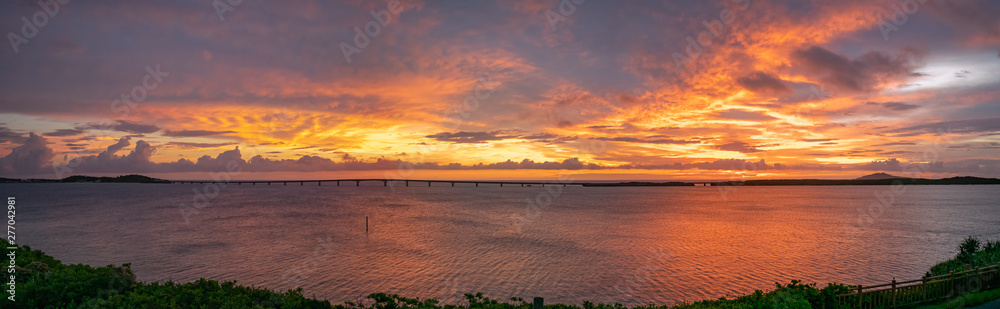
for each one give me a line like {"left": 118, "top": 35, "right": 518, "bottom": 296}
{"left": 835, "top": 264, "right": 1000, "bottom": 309}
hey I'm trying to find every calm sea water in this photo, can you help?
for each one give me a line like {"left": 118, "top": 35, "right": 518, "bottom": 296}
{"left": 4, "top": 183, "right": 999, "bottom": 305}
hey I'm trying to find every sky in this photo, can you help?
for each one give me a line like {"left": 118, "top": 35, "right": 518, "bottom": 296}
{"left": 0, "top": 0, "right": 999, "bottom": 181}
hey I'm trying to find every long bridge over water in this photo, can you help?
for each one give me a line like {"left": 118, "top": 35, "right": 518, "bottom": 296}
{"left": 171, "top": 179, "right": 716, "bottom": 187}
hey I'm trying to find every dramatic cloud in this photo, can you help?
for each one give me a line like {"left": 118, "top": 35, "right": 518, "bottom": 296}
{"left": 0, "top": 1, "right": 997, "bottom": 179}
{"left": 0, "top": 133, "right": 54, "bottom": 175}
{"left": 791, "top": 46, "right": 923, "bottom": 92}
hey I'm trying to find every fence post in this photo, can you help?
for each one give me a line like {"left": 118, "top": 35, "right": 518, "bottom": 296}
{"left": 921, "top": 275, "right": 927, "bottom": 303}
{"left": 950, "top": 271, "right": 955, "bottom": 298}
{"left": 857, "top": 284, "right": 863, "bottom": 309}
{"left": 891, "top": 277, "right": 897, "bottom": 307}
{"left": 533, "top": 297, "right": 543, "bottom": 309}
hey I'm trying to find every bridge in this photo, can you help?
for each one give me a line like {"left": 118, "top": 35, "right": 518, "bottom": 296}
{"left": 170, "top": 179, "right": 717, "bottom": 187}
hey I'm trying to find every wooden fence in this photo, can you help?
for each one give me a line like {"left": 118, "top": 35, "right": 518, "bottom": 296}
{"left": 834, "top": 264, "right": 1000, "bottom": 309}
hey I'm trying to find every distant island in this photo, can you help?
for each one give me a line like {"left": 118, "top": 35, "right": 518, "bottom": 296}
{"left": 711, "top": 173, "right": 1000, "bottom": 186}
{"left": 1, "top": 173, "right": 998, "bottom": 186}
{"left": 0, "top": 174, "right": 170, "bottom": 183}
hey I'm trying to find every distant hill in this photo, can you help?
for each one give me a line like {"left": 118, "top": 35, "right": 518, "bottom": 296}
{"left": 856, "top": 172, "right": 910, "bottom": 180}
{"left": 0, "top": 174, "right": 170, "bottom": 183}
{"left": 714, "top": 176, "right": 1000, "bottom": 186}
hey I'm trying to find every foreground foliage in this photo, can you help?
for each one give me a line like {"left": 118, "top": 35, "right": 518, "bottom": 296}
{"left": 926, "top": 237, "right": 1000, "bottom": 277}
{"left": 0, "top": 238, "right": 995, "bottom": 308}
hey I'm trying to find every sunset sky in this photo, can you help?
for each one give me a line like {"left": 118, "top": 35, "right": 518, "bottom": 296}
{"left": 1, "top": 0, "right": 998, "bottom": 180}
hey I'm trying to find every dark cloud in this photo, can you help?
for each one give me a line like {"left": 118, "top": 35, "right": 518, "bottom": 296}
{"left": 736, "top": 71, "right": 791, "bottom": 93}
{"left": 882, "top": 102, "right": 920, "bottom": 111}
{"left": 887, "top": 118, "right": 1000, "bottom": 136}
{"left": 162, "top": 130, "right": 237, "bottom": 137}
{"left": 714, "top": 109, "right": 777, "bottom": 121}
{"left": 716, "top": 141, "right": 763, "bottom": 153}
{"left": 875, "top": 142, "right": 916, "bottom": 146}
{"left": 926, "top": 0, "right": 1000, "bottom": 45}
{"left": 0, "top": 126, "right": 23, "bottom": 144}
{"left": 426, "top": 131, "right": 521, "bottom": 143}
{"left": 791, "top": 46, "right": 923, "bottom": 92}
{"left": 81, "top": 120, "right": 160, "bottom": 134}
{"left": 43, "top": 129, "right": 86, "bottom": 137}
{"left": 595, "top": 136, "right": 699, "bottom": 144}
{"left": 165, "top": 142, "right": 238, "bottom": 149}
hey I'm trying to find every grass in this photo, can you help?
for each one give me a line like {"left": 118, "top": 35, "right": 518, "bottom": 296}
{"left": 911, "top": 288, "right": 1000, "bottom": 309}
{"left": 0, "top": 238, "right": 997, "bottom": 309}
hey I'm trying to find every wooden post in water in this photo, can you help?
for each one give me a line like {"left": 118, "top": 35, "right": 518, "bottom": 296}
{"left": 365, "top": 216, "right": 368, "bottom": 234}
{"left": 428, "top": 181, "right": 431, "bottom": 187}
{"left": 533, "top": 297, "right": 543, "bottom": 309}
{"left": 356, "top": 180, "right": 360, "bottom": 186}
{"left": 406, "top": 180, "right": 409, "bottom": 187}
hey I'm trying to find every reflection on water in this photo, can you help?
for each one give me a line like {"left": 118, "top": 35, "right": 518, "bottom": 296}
{"left": 7, "top": 183, "right": 999, "bottom": 305}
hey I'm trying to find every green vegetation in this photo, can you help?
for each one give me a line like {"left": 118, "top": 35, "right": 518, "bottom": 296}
{"left": 1, "top": 238, "right": 997, "bottom": 308}
{"left": 926, "top": 237, "right": 1000, "bottom": 277}
{"left": 912, "top": 288, "right": 1000, "bottom": 309}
